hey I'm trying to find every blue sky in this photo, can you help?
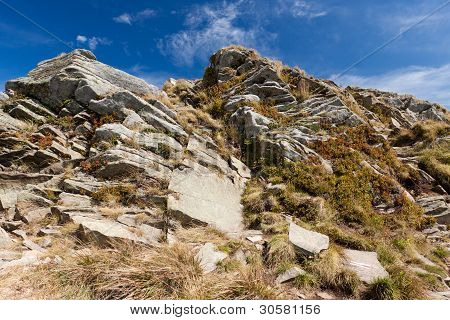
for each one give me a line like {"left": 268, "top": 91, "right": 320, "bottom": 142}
{"left": 1, "top": 0, "right": 449, "bottom": 107}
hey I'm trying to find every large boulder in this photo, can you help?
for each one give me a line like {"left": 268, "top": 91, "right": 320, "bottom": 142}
{"left": 6, "top": 49, "right": 160, "bottom": 109}
{"left": 168, "top": 167, "right": 245, "bottom": 235}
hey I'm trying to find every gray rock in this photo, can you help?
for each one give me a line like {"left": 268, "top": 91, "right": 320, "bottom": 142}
{"left": 8, "top": 105, "right": 46, "bottom": 123}
{"left": 15, "top": 192, "right": 53, "bottom": 217}
{"left": 276, "top": 266, "right": 306, "bottom": 284}
{"left": 23, "top": 239, "right": 46, "bottom": 252}
{"left": 417, "top": 196, "right": 449, "bottom": 224}
{"left": 0, "top": 227, "right": 13, "bottom": 249}
{"left": 14, "top": 99, "right": 56, "bottom": 118}
{"left": 230, "top": 106, "right": 272, "bottom": 138}
{"left": 122, "top": 110, "right": 152, "bottom": 131}
{"left": 0, "top": 110, "right": 27, "bottom": 131}
{"left": 298, "top": 96, "right": 364, "bottom": 126}
{"left": 73, "top": 215, "right": 153, "bottom": 246}
{"left": 243, "top": 65, "right": 282, "bottom": 85}
{"left": 58, "top": 192, "right": 92, "bottom": 208}
{"left": 139, "top": 132, "right": 183, "bottom": 153}
{"left": 288, "top": 222, "right": 329, "bottom": 256}
{"left": 17, "top": 207, "right": 51, "bottom": 224}
{"left": 37, "top": 124, "right": 66, "bottom": 141}
{"left": 342, "top": 249, "right": 389, "bottom": 283}
{"left": 0, "top": 192, "right": 18, "bottom": 210}
{"left": 168, "top": 167, "right": 244, "bottom": 235}
{"left": 246, "top": 81, "right": 295, "bottom": 104}
{"left": 0, "top": 250, "right": 43, "bottom": 270}
{"left": 224, "top": 94, "right": 260, "bottom": 112}
{"left": 62, "top": 178, "right": 105, "bottom": 196}
{"left": 230, "top": 156, "right": 251, "bottom": 179}
{"left": 92, "top": 145, "right": 172, "bottom": 180}
{"left": 6, "top": 49, "right": 159, "bottom": 109}
{"left": 195, "top": 243, "right": 228, "bottom": 274}
{"left": 94, "top": 123, "right": 137, "bottom": 142}
{"left": 246, "top": 235, "right": 263, "bottom": 243}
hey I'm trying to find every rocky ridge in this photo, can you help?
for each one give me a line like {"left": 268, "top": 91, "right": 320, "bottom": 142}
{"left": 0, "top": 46, "right": 449, "bottom": 300}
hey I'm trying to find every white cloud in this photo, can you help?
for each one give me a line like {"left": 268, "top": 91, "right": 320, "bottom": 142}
{"left": 76, "top": 35, "right": 112, "bottom": 50}
{"left": 76, "top": 35, "right": 87, "bottom": 43}
{"left": 334, "top": 64, "right": 450, "bottom": 107}
{"left": 113, "top": 13, "right": 132, "bottom": 25}
{"left": 157, "top": 1, "right": 275, "bottom": 66}
{"left": 276, "top": 0, "right": 328, "bottom": 19}
{"left": 113, "top": 9, "right": 156, "bottom": 25}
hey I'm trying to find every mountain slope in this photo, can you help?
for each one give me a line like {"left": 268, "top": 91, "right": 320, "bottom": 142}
{"left": 0, "top": 46, "right": 448, "bottom": 300}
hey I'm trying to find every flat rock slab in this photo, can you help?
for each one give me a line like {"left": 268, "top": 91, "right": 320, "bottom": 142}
{"left": 288, "top": 222, "right": 329, "bottom": 256}
{"left": 195, "top": 243, "right": 228, "bottom": 274}
{"left": 343, "top": 249, "right": 389, "bottom": 283}
{"left": 73, "top": 215, "right": 156, "bottom": 246}
{"left": 276, "top": 266, "right": 305, "bottom": 284}
{"left": 168, "top": 168, "right": 244, "bottom": 235}
{"left": 58, "top": 192, "right": 92, "bottom": 208}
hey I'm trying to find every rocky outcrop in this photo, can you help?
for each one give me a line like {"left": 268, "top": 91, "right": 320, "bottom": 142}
{"left": 1, "top": 45, "right": 449, "bottom": 300}
{"left": 6, "top": 49, "right": 159, "bottom": 109}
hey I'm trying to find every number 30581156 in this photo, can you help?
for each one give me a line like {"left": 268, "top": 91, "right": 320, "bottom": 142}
{"left": 259, "top": 304, "right": 320, "bottom": 315}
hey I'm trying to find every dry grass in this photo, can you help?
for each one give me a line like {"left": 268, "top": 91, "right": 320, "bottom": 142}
{"left": 175, "top": 226, "right": 227, "bottom": 244}
{"left": 266, "top": 234, "right": 296, "bottom": 268}
{"left": 17, "top": 242, "right": 287, "bottom": 300}
{"left": 306, "top": 247, "right": 361, "bottom": 296}
{"left": 140, "top": 91, "right": 175, "bottom": 110}
{"left": 395, "top": 120, "right": 450, "bottom": 146}
{"left": 91, "top": 184, "right": 137, "bottom": 206}
{"left": 419, "top": 140, "right": 450, "bottom": 191}
{"left": 176, "top": 107, "right": 222, "bottom": 132}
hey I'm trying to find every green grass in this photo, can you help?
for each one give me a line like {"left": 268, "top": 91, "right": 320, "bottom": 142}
{"left": 364, "top": 278, "right": 397, "bottom": 300}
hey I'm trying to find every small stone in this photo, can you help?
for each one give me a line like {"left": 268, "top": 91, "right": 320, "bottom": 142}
{"left": 195, "top": 243, "right": 228, "bottom": 274}
{"left": 316, "top": 291, "right": 335, "bottom": 300}
{"left": 246, "top": 235, "right": 263, "bottom": 243}
{"left": 276, "top": 267, "right": 306, "bottom": 284}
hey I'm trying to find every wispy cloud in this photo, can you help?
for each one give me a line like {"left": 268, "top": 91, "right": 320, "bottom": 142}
{"left": 334, "top": 64, "right": 450, "bottom": 107}
{"left": 76, "top": 35, "right": 112, "bottom": 50}
{"left": 157, "top": 1, "right": 276, "bottom": 66}
{"left": 276, "top": 0, "right": 328, "bottom": 19}
{"left": 113, "top": 9, "right": 156, "bottom": 25}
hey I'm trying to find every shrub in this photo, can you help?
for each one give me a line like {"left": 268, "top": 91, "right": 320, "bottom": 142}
{"left": 266, "top": 234, "right": 296, "bottom": 268}
{"left": 306, "top": 247, "right": 361, "bottom": 296}
{"left": 432, "top": 245, "right": 449, "bottom": 260}
{"left": 36, "top": 134, "right": 53, "bottom": 149}
{"left": 80, "top": 159, "right": 105, "bottom": 173}
{"left": 91, "top": 184, "right": 137, "bottom": 206}
{"left": 47, "top": 116, "right": 74, "bottom": 129}
{"left": 364, "top": 278, "right": 397, "bottom": 300}
{"left": 387, "top": 265, "right": 426, "bottom": 300}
